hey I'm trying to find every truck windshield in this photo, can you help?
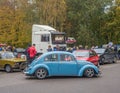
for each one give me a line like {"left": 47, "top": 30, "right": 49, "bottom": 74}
{"left": 52, "top": 34, "right": 65, "bottom": 44}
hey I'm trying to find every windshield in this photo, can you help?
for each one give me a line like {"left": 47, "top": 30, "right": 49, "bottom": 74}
{"left": 93, "top": 49, "right": 105, "bottom": 54}
{"left": 73, "top": 51, "right": 89, "bottom": 57}
{"left": 1, "top": 52, "right": 15, "bottom": 59}
{"left": 52, "top": 34, "right": 66, "bottom": 44}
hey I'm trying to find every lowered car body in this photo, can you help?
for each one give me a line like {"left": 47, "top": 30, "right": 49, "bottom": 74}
{"left": 24, "top": 51, "right": 100, "bottom": 79}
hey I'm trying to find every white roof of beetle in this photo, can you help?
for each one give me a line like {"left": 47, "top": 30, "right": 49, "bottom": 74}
{"left": 32, "top": 24, "right": 56, "bottom": 31}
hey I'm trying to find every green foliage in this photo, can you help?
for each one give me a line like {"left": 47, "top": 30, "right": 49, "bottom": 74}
{"left": 100, "top": 0, "right": 120, "bottom": 44}
{"left": 0, "top": 0, "right": 119, "bottom": 48}
{"left": 65, "top": 0, "right": 113, "bottom": 46}
{"left": 0, "top": 0, "right": 31, "bottom": 48}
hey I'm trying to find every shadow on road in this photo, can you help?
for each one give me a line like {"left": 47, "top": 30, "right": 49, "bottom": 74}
{"left": 24, "top": 75, "right": 102, "bottom": 81}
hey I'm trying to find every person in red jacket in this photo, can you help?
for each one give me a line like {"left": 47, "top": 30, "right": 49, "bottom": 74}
{"left": 27, "top": 44, "right": 37, "bottom": 64}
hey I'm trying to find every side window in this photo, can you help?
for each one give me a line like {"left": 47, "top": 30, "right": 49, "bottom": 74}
{"left": 41, "top": 34, "right": 49, "bottom": 42}
{"left": 105, "top": 48, "right": 114, "bottom": 53}
{"left": 60, "top": 54, "right": 74, "bottom": 62}
{"left": 44, "top": 54, "right": 58, "bottom": 62}
{"left": 90, "top": 51, "right": 96, "bottom": 56}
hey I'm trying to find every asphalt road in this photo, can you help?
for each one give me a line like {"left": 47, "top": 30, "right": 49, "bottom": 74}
{"left": 0, "top": 61, "right": 120, "bottom": 93}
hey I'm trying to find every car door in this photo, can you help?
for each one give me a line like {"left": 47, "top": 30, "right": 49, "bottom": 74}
{"left": 0, "top": 54, "right": 3, "bottom": 68}
{"left": 58, "top": 54, "right": 78, "bottom": 76}
{"left": 107, "top": 48, "right": 116, "bottom": 61}
{"left": 0, "top": 53, "right": 7, "bottom": 68}
{"left": 44, "top": 53, "right": 59, "bottom": 75}
{"left": 104, "top": 48, "right": 113, "bottom": 61}
{"left": 88, "top": 50, "right": 99, "bottom": 65}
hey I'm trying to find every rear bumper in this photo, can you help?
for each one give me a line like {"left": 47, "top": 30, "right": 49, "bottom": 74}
{"left": 23, "top": 68, "right": 34, "bottom": 76}
{"left": 95, "top": 70, "right": 102, "bottom": 77}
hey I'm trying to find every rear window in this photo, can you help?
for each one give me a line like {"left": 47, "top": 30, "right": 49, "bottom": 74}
{"left": 73, "top": 51, "right": 89, "bottom": 57}
{"left": 94, "top": 49, "right": 105, "bottom": 54}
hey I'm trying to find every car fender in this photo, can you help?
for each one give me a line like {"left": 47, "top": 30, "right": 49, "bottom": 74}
{"left": 78, "top": 65, "right": 99, "bottom": 76}
{"left": 30, "top": 64, "right": 50, "bottom": 75}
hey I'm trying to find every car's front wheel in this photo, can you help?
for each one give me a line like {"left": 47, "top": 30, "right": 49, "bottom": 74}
{"left": 35, "top": 68, "right": 47, "bottom": 79}
{"left": 84, "top": 68, "right": 95, "bottom": 78}
{"left": 4, "top": 65, "right": 13, "bottom": 73}
{"left": 113, "top": 57, "right": 117, "bottom": 63}
{"left": 20, "top": 62, "right": 27, "bottom": 70}
{"left": 100, "top": 57, "right": 105, "bottom": 65}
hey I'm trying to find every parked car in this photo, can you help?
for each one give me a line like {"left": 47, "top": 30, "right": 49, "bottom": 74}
{"left": 24, "top": 51, "right": 100, "bottom": 79}
{"left": 0, "top": 51, "right": 27, "bottom": 72}
{"left": 66, "top": 37, "right": 76, "bottom": 44}
{"left": 72, "top": 50, "right": 99, "bottom": 67}
{"left": 16, "top": 48, "right": 26, "bottom": 57}
{"left": 93, "top": 48, "right": 117, "bottom": 64}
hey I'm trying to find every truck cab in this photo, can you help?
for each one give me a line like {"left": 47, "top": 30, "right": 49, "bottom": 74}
{"left": 32, "top": 24, "right": 66, "bottom": 54}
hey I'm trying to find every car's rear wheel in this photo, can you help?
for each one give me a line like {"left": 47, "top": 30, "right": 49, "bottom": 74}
{"left": 35, "top": 68, "right": 47, "bottom": 79}
{"left": 5, "top": 65, "right": 13, "bottom": 73}
{"left": 84, "top": 68, "right": 95, "bottom": 78}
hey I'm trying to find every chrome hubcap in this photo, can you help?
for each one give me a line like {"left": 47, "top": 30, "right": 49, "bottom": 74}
{"left": 5, "top": 66, "right": 11, "bottom": 72}
{"left": 86, "top": 69, "right": 94, "bottom": 77}
{"left": 36, "top": 69, "right": 46, "bottom": 79}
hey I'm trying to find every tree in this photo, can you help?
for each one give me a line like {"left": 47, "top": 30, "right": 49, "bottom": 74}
{"left": 33, "top": 0, "right": 66, "bottom": 31}
{"left": 65, "top": 0, "right": 112, "bottom": 46}
{"left": 0, "top": 0, "right": 31, "bottom": 47}
{"left": 101, "top": 0, "right": 120, "bottom": 44}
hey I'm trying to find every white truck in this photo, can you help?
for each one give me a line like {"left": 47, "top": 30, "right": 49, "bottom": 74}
{"left": 32, "top": 24, "right": 67, "bottom": 54}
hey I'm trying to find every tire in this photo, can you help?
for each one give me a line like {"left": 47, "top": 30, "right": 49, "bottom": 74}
{"left": 84, "top": 68, "right": 95, "bottom": 78}
{"left": 100, "top": 57, "right": 105, "bottom": 65}
{"left": 5, "top": 65, "right": 13, "bottom": 73}
{"left": 113, "top": 57, "right": 117, "bottom": 63}
{"left": 20, "top": 62, "right": 27, "bottom": 70}
{"left": 35, "top": 68, "right": 47, "bottom": 79}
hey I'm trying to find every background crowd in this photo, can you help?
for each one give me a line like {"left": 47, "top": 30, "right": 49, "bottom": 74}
{"left": 0, "top": 43, "right": 120, "bottom": 63}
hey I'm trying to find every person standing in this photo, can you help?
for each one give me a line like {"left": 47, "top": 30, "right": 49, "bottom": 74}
{"left": 0, "top": 46, "right": 2, "bottom": 51}
{"left": 27, "top": 44, "right": 37, "bottom": 64}
{"left": 25, "top": 44, "right": 31, "bottom": 61}
{"left": 47, "top": 45, "right": 52, "bottom": 52}
{"left": 12, "top": 46, "right": 17, "bottom": 57}
{"left": 67, "top": 47, "right": 72, "bottom": 53}
{"left": 54, "top": 44, "right": 60, "bottom": 51}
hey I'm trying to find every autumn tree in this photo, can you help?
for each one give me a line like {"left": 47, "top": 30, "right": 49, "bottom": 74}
{"left": 101, "top": 0, "right": 120, "bottom": 44}
{"left": 0, "top": 0, "right": 119, "bottom": 48}
{"left": 0, "top": 0, "right": 31, "bottom": 47}
{"left": 33, "top": 0, "right": 66, "bottom": 31}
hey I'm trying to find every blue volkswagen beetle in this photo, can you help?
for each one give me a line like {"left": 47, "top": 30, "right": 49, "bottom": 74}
{"left": 24, "top": 51, "right": 100, "bottom": 79}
